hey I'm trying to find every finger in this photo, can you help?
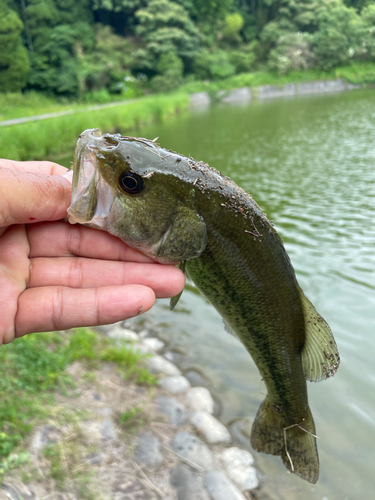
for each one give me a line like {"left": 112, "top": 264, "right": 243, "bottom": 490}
{"left": 29, "top": 257, "right": 185, "bottom": 298}
{"left": 27, "top": 221, "right": 154, "bottom": 263}
{"left": 0, "top": 168, "right": 71, "bottom": 227}
{"left": 15, "top": 285, "right": 156, "bottom": 338}
{"left": 0, "top": 159, "right": 68, "bottom": 176}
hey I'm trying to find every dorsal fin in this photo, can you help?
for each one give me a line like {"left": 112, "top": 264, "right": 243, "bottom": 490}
{"left": 299, "top": 286, "right": 340, "bottom": 382}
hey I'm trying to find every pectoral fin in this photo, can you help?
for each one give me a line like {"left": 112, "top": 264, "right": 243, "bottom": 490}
{"left": 299, "top": 287, "right": 340, "bottom": 382}
{"left": 170, "top": 261, "right": 186, "bottom": 311}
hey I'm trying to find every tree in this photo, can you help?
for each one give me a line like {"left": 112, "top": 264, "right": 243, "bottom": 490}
{"left": 134, "top": 0, "right": 201, "bottom": 73}
{"left": 0, "top": 0, "right": 30, "bottom": 91}
{"left": 21, "top": 0, "right": 95, "bottom": 96}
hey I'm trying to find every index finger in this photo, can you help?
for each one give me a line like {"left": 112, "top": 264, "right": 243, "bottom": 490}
{"left": 0, "top": 159, "right": 68, "bottom": 176}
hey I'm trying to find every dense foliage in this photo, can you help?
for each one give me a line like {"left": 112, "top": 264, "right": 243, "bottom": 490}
{"left": 1, "top": 0, "right": 375, "bottom": 96}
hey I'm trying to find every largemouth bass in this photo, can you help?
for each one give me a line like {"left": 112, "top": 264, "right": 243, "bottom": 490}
{"left": 67, "top": 129, "right": 340, "bottom": 483}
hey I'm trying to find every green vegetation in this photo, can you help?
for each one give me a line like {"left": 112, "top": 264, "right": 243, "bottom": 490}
{"left": 0, "top": 91, "right": 189, "bottom": 160}
{"left": 2, "top": 0, "right": 375, "bottom": 100}
{"left": 0, "top": 327, "right": 156, "bottom": 462}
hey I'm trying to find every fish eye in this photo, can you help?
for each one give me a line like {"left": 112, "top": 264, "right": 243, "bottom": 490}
{"left": 118, "top": 172, "right": 144, "bottom": 194}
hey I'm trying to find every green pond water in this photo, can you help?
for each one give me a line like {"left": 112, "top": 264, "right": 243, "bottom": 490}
{"left": 64, "top": 88, "right": 375, "bottom": 499}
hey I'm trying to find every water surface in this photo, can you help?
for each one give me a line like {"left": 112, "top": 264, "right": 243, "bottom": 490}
{"left": 132, "top": 89, "right": 375, "bottom": 500}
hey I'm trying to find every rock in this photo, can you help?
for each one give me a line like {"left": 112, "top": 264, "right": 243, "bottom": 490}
{"left": 101, "top": 419, "right": 117, "bottom": 440}
{"left": 170, "top": 465, "right": 210, "bottom": 500}
{"left": 257, "top": 84, "right": 296, "bottom": 99}
{"left": 159, "top": 376, "right": 190, "bottom": 394}
{"left": 30, "top": 425, "right": 60, "bottom": 453}
{"left": 218, "top": 87, "right": 252, "bottom": 104}
{"left": 204, "top": 471, "right": 246, "bottom": 500}
{"left": 135, "top": 431, "right": 164, "bottom": 467}
{"left": 190, "top": 411, "right": 231, "bottom": 445}
{"left": 107, "top": 326, "right": 139, "bottom": 342}
{"left": 141, "top": 337, "right": 165, "bottom": 352}
{"left": 297, "top": 79, "right": 346, "bottom": 95}
{"left": 86, "top": 452, "right": 104, "bottom": 465}
{"left": 156, "top": 396, "right": 188, "bottom": 426}
{"left": 146, "top": 355, "right": 181, "bottom": 376}
{"left": 138, "top": 329, "right": 149, "bottom": 338}
{"left": 220, "top": 447, "right": 259, "bottom": 491}
{"left": 170, "top": 431, "right": 213, "bottom": 469}
{"left": 164, "top": 350, "right": 184, "bottom": 365}
{"left": 190, "top": 92, "right": 210, "bottom": 107}
{"left": 184, "top": 369, "right": 210, "bottom": 387}
{"left": 186, "top": 387, "right": 214, "bottom": 414}
{"left": 228, "top": 418, "right": 252, "bottom": 446}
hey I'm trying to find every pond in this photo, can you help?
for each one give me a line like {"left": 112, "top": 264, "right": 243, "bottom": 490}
{"left": 63, "top": 88, "right": 375, "bottom": 499}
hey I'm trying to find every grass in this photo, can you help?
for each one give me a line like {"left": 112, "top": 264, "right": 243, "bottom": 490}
{"left": 1, "top": 61, "right": 373, "bottom": 161}
{"left": 181, "top": 61, "right": 375, "bottom": 94}
{"left": 0, "top": 327, "right": 156, "bottom": 462}
{"left": 0, "top": 91, "right": 190, "bottom": 161}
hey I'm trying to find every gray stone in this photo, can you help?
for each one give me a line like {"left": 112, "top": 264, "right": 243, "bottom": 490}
{"left": 297, "top": 79, "right": 346, "bottom": 94}
{"left": 170, "top": 465, "right": 210, "bottom": 500}
{"left": 156, "top": 396, "right": 188, "bottom": 425}
{"left": 164, "top": 350, "right": 184, "bottom": 365}
{"left": 204, "top": 471, "right": 246, "bottom": 500}
{"left": 186, "top": 387, "right": 214, "bottom": 414}
{"left": 135, "top": 431, "right": 164, "bottom": 467}
{"left": 141, "top": 337, "right": 165, "bottom": 352}
{"left": 107, "top": 326, "right": 139, "bottom": 342}
{"left": 228, "top": 418, "right": 252, "bottom": 446}
{"left": 184, "top": 369, "right": 210, "bottom": 387}
{"left": 219, "top": 87, "right": 252, "bottom": 103}
{"left": 86, "top": 452, "right": 104, "bottom": 465}
{"left": 257, "top": 83, "right": 296, "bottom": 99}
{"left": 146, "top": 355, "right": 181, "bottom": 376}
{"left": 101, "top": 419, "right": 117, "bottom": 440}
{"left": 30, "top": 425, "right": 60, "bottom": 452}
{"left": 159, "top": 376, "right": 190, "bottom": 394}
{"left": 190, "top": 411, "right": 231, "bottom": 444}
{"left": 220, "top": 447, "right": 259, "bottom": 491}
{"left": 190, "top": 92, "right": 211, "bottom": 107}
{"left": 170, "top": 431, "right": 213, "bottom": 469}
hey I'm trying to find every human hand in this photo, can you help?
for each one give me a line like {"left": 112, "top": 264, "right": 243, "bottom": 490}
{"left": 0, "top": 159, "right": 185, "bottom": 345}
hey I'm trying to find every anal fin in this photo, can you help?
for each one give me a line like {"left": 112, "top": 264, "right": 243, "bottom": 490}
{"left": 299, "top": 286, "right": 340, "bottom": 382}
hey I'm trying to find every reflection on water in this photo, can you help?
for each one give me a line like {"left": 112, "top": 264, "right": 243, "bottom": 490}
{"left": 133, "top": 90, "right": 375, "bottom": 500}
{"left": 64, "top": 89, "right": 375, "bottom": 499}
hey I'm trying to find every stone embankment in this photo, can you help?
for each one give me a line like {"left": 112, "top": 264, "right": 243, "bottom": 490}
{"left": 190, "top": 79, "right": 361, "bottom": 107}
{"left": 0, "top": 322, "right": 261, "bottom": 500}
{"left": 109, "top": 324, "right": 260, "bottom": 500}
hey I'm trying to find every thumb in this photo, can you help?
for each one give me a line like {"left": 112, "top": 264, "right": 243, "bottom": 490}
{"left": 0, "top": 167, "right": 72, "bottom": 228}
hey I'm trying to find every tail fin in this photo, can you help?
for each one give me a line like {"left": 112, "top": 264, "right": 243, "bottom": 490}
{"left": 250, "top": 398, "right": 319, "bottom": 484}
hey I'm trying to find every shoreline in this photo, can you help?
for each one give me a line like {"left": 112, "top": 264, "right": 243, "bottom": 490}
{"left": 190, "top": 78, "right": 361, "bottom": 107}
{"left": 1, "top": 322, "right": 263, "bottom": 500}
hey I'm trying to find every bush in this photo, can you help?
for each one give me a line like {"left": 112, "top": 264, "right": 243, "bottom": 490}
{"left": 228, "top": 49, "right": 256, "bottom": 73}
{"left": 268, "top": 32, "right": 315, "bottom": 73}
{"left": 194, "top": 49, "right": 236, "bottom": 80}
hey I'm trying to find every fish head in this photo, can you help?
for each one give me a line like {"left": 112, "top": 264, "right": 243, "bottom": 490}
{"left": 67, "top": 129, "right": 207, "bottom": 263}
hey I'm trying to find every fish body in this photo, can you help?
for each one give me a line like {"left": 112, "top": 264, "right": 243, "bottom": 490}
{"left": 68, "top": 129, "right": 340, "bottom": 483}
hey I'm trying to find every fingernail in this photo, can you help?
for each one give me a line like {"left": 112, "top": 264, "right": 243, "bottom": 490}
{"left": 62, "top": 170, "right": 73, "bottom": 183}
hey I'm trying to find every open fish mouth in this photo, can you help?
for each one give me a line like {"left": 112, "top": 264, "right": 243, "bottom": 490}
{"left": 67, "top": 129, "right": 118, "bottom": 230}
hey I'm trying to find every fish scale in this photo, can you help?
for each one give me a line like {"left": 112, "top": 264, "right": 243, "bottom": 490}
{"left": 67, "top": 129, "right": 340, "bottom": 484}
